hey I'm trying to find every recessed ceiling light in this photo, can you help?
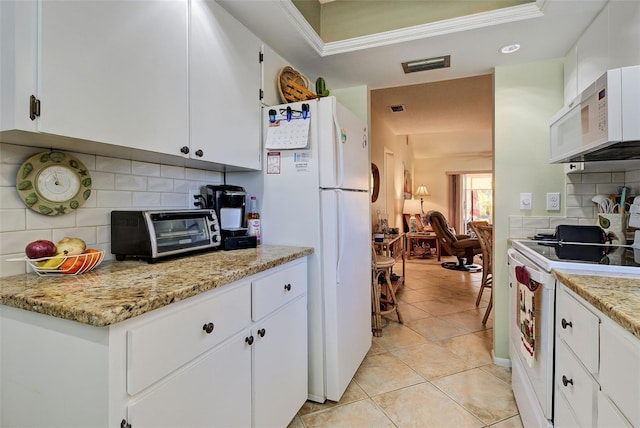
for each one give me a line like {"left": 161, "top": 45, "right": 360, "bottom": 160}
{"left": 500, "top": 44, "right": 521, "bottom": 54}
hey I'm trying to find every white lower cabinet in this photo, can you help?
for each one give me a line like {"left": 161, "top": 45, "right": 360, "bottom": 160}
{"left": 253, "top": 297, "right": 308, "bottom": 427}
{"left": 556, "top": 283, "right": 639, "bottom": 428}
{"left": 128, "top": 328, "right": 252, "bottom": 428}
{"left": 0, "top": 258, "right": 307, "bottom": 428}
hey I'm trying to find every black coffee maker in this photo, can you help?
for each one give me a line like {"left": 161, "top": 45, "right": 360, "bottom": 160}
{"left": 205, "top": 185, "right": 257, "bottom": 250}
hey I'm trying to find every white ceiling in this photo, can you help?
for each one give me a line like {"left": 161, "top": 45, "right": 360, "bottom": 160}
{"left": 217, "top": 0, "right": 607, "bottom": 158}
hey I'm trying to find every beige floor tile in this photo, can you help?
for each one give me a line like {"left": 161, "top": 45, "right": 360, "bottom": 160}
{"left": 373, "top": 382, "right": 484, "bottom": 428}
{"left": 391, "top": 302, "right": 431, "bottom": 322}
{"left": 390, "top": 342, "right": 475, "bottom": 379}
{"left": 411, "top": 297, "right": 479, "bottom": 316}
{"left": 438, "top": 308, "right": 494, "bottom": 332}
{"left": 367, "top": 340, "right": 387, "bottom": 357}
{"left": 431, "top": 368, "right": 519, "bottom": 425}
{"left": 490, "top": 415, "right": 524, "bottom": 427}
{"left": 297, "top": 380, "right": 368, "bottom": 416}
{"left": 405, "top": 316, "right": 471, "bottom": 341}
{"left": 300, "top": 399, "right": 395, "bottom": 427}
{"left": 479, "top": 363, "right": 512, "bottom": 385}
{"left": 397, "top": 288, "right": 436, "bottom": 304}
{"left": 353, "top": 352, "right": 425, "bottom": 396}
{"left": 287, "top": 415, "right": 304, "bottom": 428}
{"left": 439, "top": 331, "right": 494, "bottom": 366}
{"left": 373, "top": 322, "right": 428, "bottom": 350}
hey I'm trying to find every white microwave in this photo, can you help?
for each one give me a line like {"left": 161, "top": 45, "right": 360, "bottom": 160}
{"left": 550, "top": 65, "right": 640, "bottom": 163}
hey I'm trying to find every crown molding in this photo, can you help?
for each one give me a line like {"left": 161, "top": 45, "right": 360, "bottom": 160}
{"left": 279, "top": 1, "right": 544, "bottom": 57}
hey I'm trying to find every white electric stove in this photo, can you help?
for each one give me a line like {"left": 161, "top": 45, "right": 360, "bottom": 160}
{"left": 508, "top": 237, "right": 640, "bottom": 427}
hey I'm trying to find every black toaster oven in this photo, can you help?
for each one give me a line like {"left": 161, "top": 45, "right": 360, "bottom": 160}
{"left": 111, "top": 210, "right": 221, "bottom": 262}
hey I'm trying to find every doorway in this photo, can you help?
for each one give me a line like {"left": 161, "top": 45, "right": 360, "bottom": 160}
{"left": 460, "top": 173, "right": 492, "bottom": 234}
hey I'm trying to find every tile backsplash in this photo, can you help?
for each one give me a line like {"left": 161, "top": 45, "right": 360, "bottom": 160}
{"left": 510, "top": 168, "right": 640, "bottom": 238}
{"left": 0, "top": 143, "right": 223, "bottom": 277}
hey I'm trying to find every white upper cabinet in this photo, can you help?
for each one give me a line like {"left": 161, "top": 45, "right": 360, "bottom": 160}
{"left": 576, "top": 6, "right": 609, "bottom": 96}
{"left": 565, "top": 1, "right": 640, "bottom": 105}
{"left": 38, "top": 0, "right": 189, "bottom": 156}
{"left": 190, "top": 0, "right": 262, "bottom": 170}
{"left": 261, "top": 45, "right": 290, "bottom": 107}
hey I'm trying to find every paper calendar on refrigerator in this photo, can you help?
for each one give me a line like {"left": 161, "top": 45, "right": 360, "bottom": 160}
{"left": 265, "top": 115, "right": 310, "bottom": 149}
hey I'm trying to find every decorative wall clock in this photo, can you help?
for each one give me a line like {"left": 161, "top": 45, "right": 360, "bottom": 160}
{"left": 16, "top": 151, "right": 92, "bottom": 216}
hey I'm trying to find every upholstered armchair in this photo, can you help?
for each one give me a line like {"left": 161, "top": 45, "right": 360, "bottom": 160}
{"left": 427, "top": 211, "right": 482, "bottom": 270}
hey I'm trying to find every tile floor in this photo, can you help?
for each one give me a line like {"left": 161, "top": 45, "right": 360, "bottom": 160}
{"left": 289, "top": 255, "right": 523, "bottom": 427}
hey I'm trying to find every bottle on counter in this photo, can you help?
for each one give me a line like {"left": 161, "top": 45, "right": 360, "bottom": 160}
{"left": 247, "top": 195, "right": 261, "bottom": 244}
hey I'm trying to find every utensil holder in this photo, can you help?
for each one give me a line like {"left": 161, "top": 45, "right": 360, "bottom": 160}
{"left": 598, "top": 213, "right": 629, "bottom": 244}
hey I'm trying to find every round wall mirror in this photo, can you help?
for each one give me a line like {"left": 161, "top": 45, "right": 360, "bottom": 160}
{"left": 371, "top": 163, "right": 380, "bottom": 203}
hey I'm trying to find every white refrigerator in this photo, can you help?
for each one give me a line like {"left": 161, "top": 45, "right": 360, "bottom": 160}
{"left": 261, "top": 96, "right": 371, "bottom": 403}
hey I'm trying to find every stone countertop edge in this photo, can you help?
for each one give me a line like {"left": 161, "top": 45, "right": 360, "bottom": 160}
{"left": 553, "top": 270, "right": 640, "bottom": 340}
{"left": 0, "top": 245, "right": 313, "bottom": 327}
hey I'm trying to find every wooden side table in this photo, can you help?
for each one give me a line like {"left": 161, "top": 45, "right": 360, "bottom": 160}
{"left": 406, "top": 232, "right": 440, "bottom": 261}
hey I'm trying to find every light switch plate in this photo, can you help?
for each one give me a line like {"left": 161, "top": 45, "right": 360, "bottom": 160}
{"left": 520, "top": 193, "right": 532, "bottom": 210}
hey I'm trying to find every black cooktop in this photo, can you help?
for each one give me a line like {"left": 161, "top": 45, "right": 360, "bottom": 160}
{"left": 517, "top": 240, "right": 640, "bottom": 267}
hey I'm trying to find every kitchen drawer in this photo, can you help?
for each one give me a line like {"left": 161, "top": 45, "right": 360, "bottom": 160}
{"left": 555, "top": 386, "right": 580, "bottom": 428}
{"left": 597, "top": 389, "right": 633, "bottom": 428}
{"left": 599, "top": 319, "right": 640, "bottom": 427}
{"left": 555, "top": 339, "right": 598, "bottom": 428}
{"left": 127, "top": 281, "right": 251, "bottom": 395}
{"left": 556, "top": 287, "right": 599, "bottom": 373}
{"left": 252, "top": 260, "right": 306, "bottom": 321}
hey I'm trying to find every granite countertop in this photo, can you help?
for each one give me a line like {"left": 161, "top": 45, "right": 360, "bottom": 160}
{"left": 554, "top": 270, "right": 640, "bottom": 340}
{"left": 0, "top": 245, "right": 313, "bottom": 327}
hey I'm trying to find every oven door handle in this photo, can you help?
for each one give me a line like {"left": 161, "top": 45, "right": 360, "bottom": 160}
{"left": 508, "top": 248, "right": 551, "bottom": 284}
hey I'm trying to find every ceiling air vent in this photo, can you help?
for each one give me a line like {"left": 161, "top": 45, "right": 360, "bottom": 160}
{"left": 401, "top": 55, "right": 450, "bottom": 74}
{"left": 389, "top": 105, "right": 405, "bottom": 113}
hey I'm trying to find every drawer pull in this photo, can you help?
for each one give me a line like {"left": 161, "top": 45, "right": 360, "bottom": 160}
{"left": 284, "top": 283, "right": 292, "bottom": 291}
{"left": 257, "top": 328, "right": 266, "bottom": 337}
{"left": 562, "top": 375, "right": 574, "bottom": 387}
{"left": 202, "top": 322, "right": 215, "bottom": 334}
{"left": 245, "top": 336, "right": 254, "bottom": 345}
{"left": 561, "top": 318, "right": 573, "bottom": 329}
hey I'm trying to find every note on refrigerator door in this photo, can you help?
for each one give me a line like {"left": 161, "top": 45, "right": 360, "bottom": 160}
{"left": 265, "top": 115, "right": 310, "bottom": 149}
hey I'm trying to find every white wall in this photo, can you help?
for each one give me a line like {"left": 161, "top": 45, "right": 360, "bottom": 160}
{"left": 493, "top": 59, "right": 565, "bottom": 359}
{"left": 370, "top": 116, "right": 412, "bottom": 231}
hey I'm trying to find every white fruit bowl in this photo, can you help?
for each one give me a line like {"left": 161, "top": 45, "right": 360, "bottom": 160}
{"left": 9, "top": 250, "right": 105, "bottom": 276}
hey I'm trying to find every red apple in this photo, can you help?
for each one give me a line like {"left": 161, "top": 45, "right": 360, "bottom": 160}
{"left": 25, "top": 240, "right": 57, "bottom": 259}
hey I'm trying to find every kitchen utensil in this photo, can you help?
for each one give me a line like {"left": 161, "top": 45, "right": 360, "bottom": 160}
{"left": 592, "top": 195, "right": 609, "bottom": 213}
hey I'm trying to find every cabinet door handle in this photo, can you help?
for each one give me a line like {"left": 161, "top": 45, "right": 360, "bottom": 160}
{"left": 202, "top": 322, "right": 215, "bottom": 334}
{"left": 245, "top": 336, "right": 254, "bottom": 345}
{"left": 180, "top": 146, "right": 190, "bottom": 154}
{"left": 195, "top": 149, "right": 204, "bottom": 157}
{"left": 257, "top": 328, "right": 266, "bottom": 337}
{"left": 284, "top": 283, "right": 291, "bottom": 291}
{"left": 562, "top": 375, "right": 574, "bottom": 387}
{"left": 121, "top": 419, "right": 132, "bottom": 428}
{"left": 561, "top": 318, "right": 573, "bottom": 329}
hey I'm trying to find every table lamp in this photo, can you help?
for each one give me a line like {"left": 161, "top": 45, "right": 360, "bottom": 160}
{"left": 414, "top": 185, "right": 430, "bottom": 223}
{"left": 403, "top": 199, "right": 422, "bottom": 232}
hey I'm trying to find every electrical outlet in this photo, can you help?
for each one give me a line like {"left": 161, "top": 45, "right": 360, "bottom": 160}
{"left": 520, "top": 193, "right": 532, "bottom": 210}
{"left": 546, "top": 192, "right": 560, "bottom": 211}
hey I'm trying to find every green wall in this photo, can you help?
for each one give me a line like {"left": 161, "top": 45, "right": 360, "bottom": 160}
{"left": 493, "top": 59, "right": 565, "bottom": 358}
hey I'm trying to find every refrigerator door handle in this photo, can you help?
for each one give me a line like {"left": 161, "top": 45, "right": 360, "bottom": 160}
{"left": 332, "top": 104, "right": 344, "bottom": 188}
{"left": 335, "top": 189, "right": 345, "bottom": 284}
